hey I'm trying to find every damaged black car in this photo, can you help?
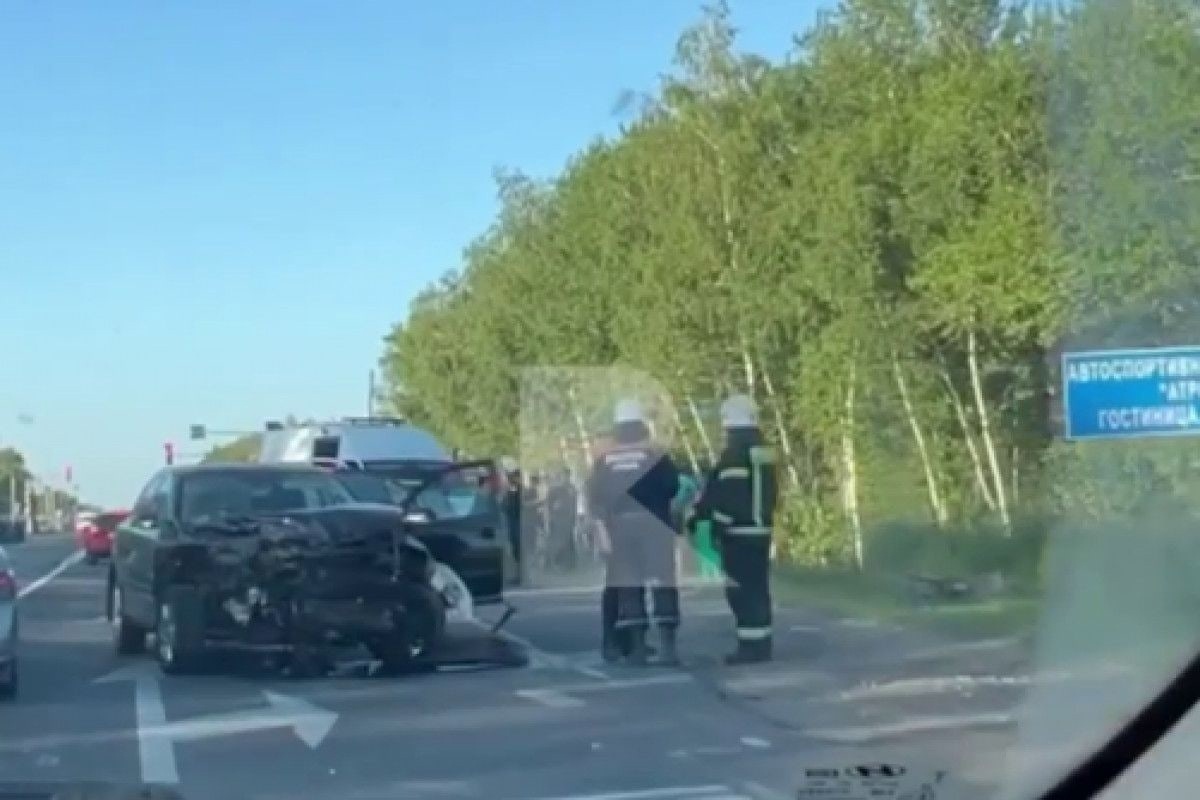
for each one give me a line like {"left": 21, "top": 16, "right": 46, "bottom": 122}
{"left": 105, "top": 463, "right": 460, "bottom": 676}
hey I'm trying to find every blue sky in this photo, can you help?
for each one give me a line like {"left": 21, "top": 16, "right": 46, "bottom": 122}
{"left": 0, "top": 0, "right": 822, "bottom": 507}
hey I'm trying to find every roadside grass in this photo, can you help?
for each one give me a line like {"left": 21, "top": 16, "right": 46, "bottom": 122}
{"left": 773, "top": 565, "right": 1042, "bottom": 640}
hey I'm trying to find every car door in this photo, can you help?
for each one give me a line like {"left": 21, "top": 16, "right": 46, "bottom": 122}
{"left": 403, "top": 460, "right": 506, "bottom": 602}
{"left": 114, "top": 470, "right": 170, "bottom": 626}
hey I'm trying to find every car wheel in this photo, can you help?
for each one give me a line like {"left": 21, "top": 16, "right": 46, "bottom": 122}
{"left": 370, "top": 586, "right": 445, "bottom": 674}
{"left": 0, "top": 661, "right": 17, "bottom": 700}
{"left": 110, "top": 578, "right": 146, "bottom": 655}
{"left": 155, "top": 585, "right": 205, "bottom": 675}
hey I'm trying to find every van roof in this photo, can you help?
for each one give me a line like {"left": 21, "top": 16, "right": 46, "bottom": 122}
{"left": 259, "top": 419, "right": 452, "bottom": 464}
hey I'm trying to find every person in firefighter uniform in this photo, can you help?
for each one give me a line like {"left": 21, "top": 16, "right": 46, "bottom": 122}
{"left": 690, "top": 393, "right": 778, "bottom": 664}
{"left": 587, "top": 399, "right": 682, "bottom": 666}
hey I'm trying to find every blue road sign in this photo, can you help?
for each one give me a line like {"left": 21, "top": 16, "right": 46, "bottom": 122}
{"left": 1063, "top": 346, "right": 1200, "bottom": 440}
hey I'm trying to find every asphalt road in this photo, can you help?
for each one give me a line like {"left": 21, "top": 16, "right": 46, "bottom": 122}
{"left": 0, "top": 536, "right": 1038, "bottom": 800}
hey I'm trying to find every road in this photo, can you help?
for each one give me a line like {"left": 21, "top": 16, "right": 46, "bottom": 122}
{"left": 0, "top": 535, "right": 1036, "bottom": 800}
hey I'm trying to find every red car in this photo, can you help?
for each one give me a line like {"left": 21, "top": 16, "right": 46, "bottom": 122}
{"left": 77, "top": 510, "right": 130, "bottom": 564}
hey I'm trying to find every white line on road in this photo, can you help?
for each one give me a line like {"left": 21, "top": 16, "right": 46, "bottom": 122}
{"left": 523, "top": 786, "right": 733, "bottom": 800}
{"left": 830, "top": 664, "right": 1132, "bottom": 702}
{"left": 742, "top": 782, "right": 789, "bottom": 800}
{"left": 902, "top": 636, "right": 1021, "bottom": 662}
{"left": 806, "top": 712, "right": 1016, "bottom": 744}
{"left": 513, "top": 673, "right": 691, "bottom": 707}
{"left": 723, "top": 669, "right": 832, "bottom": 693}
{"left": 514, "top": 688, "right": 587, "bottom": 708}
{"left": 113, "top": 667, "right": 179, "bottom": 784}
{"left": 96, "top": 665, "right": 177, "bottom": 783}
{"left": 532, "top": 673, "right": 691, "bottom": 695}
{"left": 18, "top": 549, "right": 84, "bottom": 598}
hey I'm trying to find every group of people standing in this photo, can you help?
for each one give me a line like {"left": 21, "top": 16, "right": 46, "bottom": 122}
{"left": 495, "top": 392, "right": 778, "bottom": 668}
{"left": 586, "top": 393, "right": 778, "bottom": 667}
{"left": 500, "top": 465, "right": 583, "bottom": 579}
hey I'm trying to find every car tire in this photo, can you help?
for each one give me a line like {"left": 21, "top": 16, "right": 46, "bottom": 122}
{"left": 155, "top": 585, "right": 206, "bottom": 675}
{"left": 0, "top": 663, "right": 17, "bottom": 700}
{"left": 109, "top": 576, "right": 146, "bottom": 656}
{"left": 370, "top": 585, "right": 445, "bottom": 674}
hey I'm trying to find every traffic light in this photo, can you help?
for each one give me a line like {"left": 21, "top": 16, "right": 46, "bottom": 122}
{"left": 164, "top": 442, "right": 175, "bottom": 465}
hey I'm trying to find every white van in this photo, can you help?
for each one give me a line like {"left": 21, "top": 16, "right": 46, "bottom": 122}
{"left": 258, "top": 416, "right": 453, "bottom": 469}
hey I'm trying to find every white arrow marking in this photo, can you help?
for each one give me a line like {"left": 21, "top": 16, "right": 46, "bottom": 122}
{"left": 514, "top": 688, "right": 585, "bottom": 708}
{"left": 96, "top": 664, "right": 338, "bottom": 784}
{"left": 145, "top": 690, "right": 337, "bottom": 747}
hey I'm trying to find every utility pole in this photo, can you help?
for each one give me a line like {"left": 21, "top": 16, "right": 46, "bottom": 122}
{"left": 23, "top": 477, "right": 34, "bottom": 535}
{"left": 368, "top": 370, "right": 376, "bottom": 418}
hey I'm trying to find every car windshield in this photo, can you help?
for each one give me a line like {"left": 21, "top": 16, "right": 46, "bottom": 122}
{"left": 179, "top": 471, "right": 354, "bottom": 525}
{"left": 93, "top": 512, "right": 127, "bottom": 530}
{"left": 338, "top": 468, "right": 496, "bottom": 520}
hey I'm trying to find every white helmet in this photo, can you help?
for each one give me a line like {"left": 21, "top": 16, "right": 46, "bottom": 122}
{"left": 720, "top": 394, "right": 758, "bottom": 428}
{"left": 614, "top": 398, "right": 646, "bottom": 424}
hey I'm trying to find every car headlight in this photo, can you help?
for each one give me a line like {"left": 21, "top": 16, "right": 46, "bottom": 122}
{"left": 430, "top": 563, "right": 465, "bottom": 607}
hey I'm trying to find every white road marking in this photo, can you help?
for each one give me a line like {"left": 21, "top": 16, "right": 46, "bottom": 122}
{"left": 523, "top": 786, "right": 734, "bottom": 800}
{"left": 96, "top": 663, "right": 337, "bottom": 784}
{"left": 739, "top": 735, "right": 771, "bottom": 748}
{"left": 670, "top": 746, "right": 743, "bottom": 758}
{"left": 723, "top": 669, "right": 832, "bottom": 693}
{"left": 96, "top": 664, "right": 177, "bottom": 784}
{"left": 532, "top": 674, "right": 691, "bottom": 695}
{"left": 902, "top": 635, "right": 1021, "bottom": 661}
{"left": 742, "top": 782, "right": 789, "bottom": 800}
{"left": 515, "top": 688, "right": 586, "bottom": 708}
{"left": 18, "top": 550, "right": 84, "bottom": 598}
{"left": 835, "top": 673, "right": 1031, "bottom": 701}
{"left": 806, "top": 712, "right": 1016, "bottom": 743}
{"left": 831, "top": 664, "right": 1132, "bottom": 702}
{"left": 513, "top": 673, "right": 691, "bottom": 708}
{"left": 151, "top": 690, "right": 337, "bottom": 747}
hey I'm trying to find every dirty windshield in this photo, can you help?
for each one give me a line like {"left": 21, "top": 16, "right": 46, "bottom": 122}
{"left": 338, "top": 464, "right": 495, "bottom": 520}
{"left": 178, "top": 470, "right": 355, "bottom": 525}
{"left": 5, "top": 2, "right": 1200, "bottom": 800}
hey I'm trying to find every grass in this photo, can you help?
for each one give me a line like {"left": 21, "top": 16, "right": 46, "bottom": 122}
{"left": 772, "top": 565, "right": 1042, "bottom": 640}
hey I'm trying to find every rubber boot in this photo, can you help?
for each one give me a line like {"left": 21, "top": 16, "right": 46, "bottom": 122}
{"left": 624, "top": 627, "right": 650, "bottom": 666}
{"left": 649, "top": 626, "right": 680, "bottom": 667}
{"left": 601, "top": 629, "right": 623, "bottom": 664}
{"left": 601, "top": 587, "right": 621, "bottom": 662}
{"left": 723, "top": 638, "right": 772, "bottom": 666}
